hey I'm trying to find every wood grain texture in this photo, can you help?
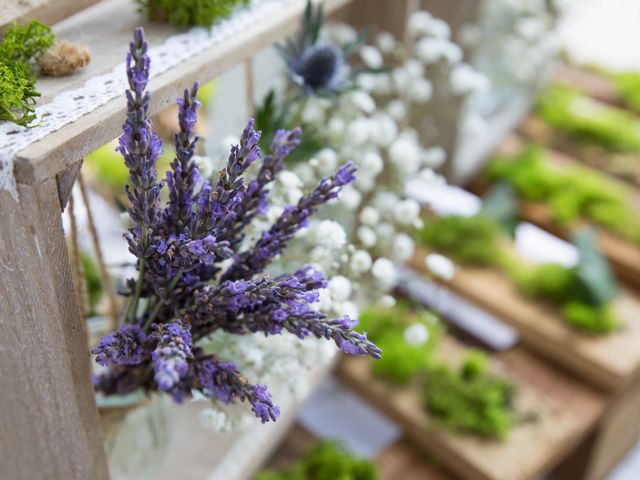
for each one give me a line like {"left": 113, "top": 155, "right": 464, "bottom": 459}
{"left": 14, "top": 0, "right": 355, "bottom": 185}
{"left": 337, "top": 336, "right": 604, "bottom": 480}
{"left": 0, "top": 180, "right": 108, "bottom": 480}
{"left": 411, "top": 247, "right": 640, "bottom": 392}
{"left": 0, "top": 0, "right": 100, "bottom": 30}
{"left": 473, "top": 133, "right": 640, "bottom": 290}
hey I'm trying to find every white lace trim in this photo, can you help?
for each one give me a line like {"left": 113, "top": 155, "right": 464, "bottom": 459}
{"left": 0, "top": 0, "right": 291, "bottom": 200}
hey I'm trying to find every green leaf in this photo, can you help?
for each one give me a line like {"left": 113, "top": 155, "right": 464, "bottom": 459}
{"left": 480, "top": 182, "right": 519, "bottom": 237}
{"left": 573, "top": 228, "right": 618, "bottom": 305}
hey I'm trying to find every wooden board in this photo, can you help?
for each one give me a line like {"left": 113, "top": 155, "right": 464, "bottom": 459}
{"left": 263, "top": 423, "right": 452, "bottom": 480}
{"left": 337, "top": 335, "right": 604, "bottom": 480}
{"left": 411, "top": 247, "right": 640, "bottom": 392}
{"left": 518, "top": 115, "right": 640, "bottom": 189}
{"left": 10, "top": 0, "right": 356, "bottom": 185}
{"left": 472, "top": 133, "right": 640, "bottom": 290}
{"left": 0, "top": 0, "right": 100, "bottom": 30}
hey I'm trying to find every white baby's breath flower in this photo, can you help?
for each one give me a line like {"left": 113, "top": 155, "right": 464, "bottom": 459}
{"left": 339, "top": 186, "right": 362, "bottom": 210}
{"left": 357, "top": 225, "right": 377, "bottom": 247}
{"left": 403, "top": 323, "right": 429, "bottom": 346}
{"left": 393, "top": 233, "right": 415, "bottom": 263}
{"left": 371, "top": 257, "right": 397, "bottom": 290}
{"left": 425, "top": 253, "right": 455, "bottom": 280}
{"left": 423, "top": 18, "right": 451, "bottom": 39}
{"left": 359, "top": 206, "right": 380, "bottom": 226}
{"left": 449, "top": 63, "right": 489, "bottom": 96}
{"left": 310, "top": 220, "right": 347, "bottom": 250}
{"left": 408, "top": 77, "right": 433, "bottom": 104}
{"left": 408, "top": 11, "right": 433, "bottom": 37}
{"left": 376, "top": 31, "right": 396, "bottom": 53}
{"left": 294, "top": 163, "right": 316, "bottom": 184}
{"left": 347, "top": 118, "right": 371, "bottom": 146}
{"left": 350, "top": 91, "right": 376, "bottom": 114}
{"left": 415, "top": 38, "right": 462, "bottom": 64}
{"left": 350, "top": 249, "right": 372, "bottom": 273}
{"left": 389, "top": 135, "right": 421, "bottom": 174}
{"left": 372, "top": 191, "right": 399, "bottom": 215}
{"left": 361, "top": 150, "right": 384, "bottom": 176}
{"left": 387, "top": 99, "right": 406, "bottom": 121}
{"left": 355, "top": 172, "right": 375, "bottom": 192}
{"left": 420, "top": 168, "right": 444, "bottom": 185}
{"left": 328, "top": 117, "right": 346, "bottom": 139}
{"left": 266, "top": 205, "right": 284, "bottom": 223}
{"left": 393, "top": 199, "right": 420, "bottom": 225}
{"left": 357, "top": 73, "right": 378, "bottom": 92}
{"left": 422, "top": 146, "right": 446, "bottom": 168}
{"left": 371, "top": 114, "right": 398, "bottom": 147}
{"left": 279, "top": 170, "right": 303, "bottom": 189}
{"left": 404, "top": 59, "right": 425, "bottom": 78}
{"left": 316, "top": 148, "right": 338, "bottom": 173}
{"left": 317, "top": 288, "right": 333, "bottom": 311}
{"left": 302, "top": 99, "right": 327, "bottom": 124}
{"left": 333, "top": 300, "right": 359, "bottom": 319}
{"left": 326, "top": 23, "right": 357, "bottom": 45}
{"left": 392, "top": 67, "right": 411, "bottom": 90}
{"left": 360, "top": 45, "right": 384, "bottom": 69}
{"left": 375, "top": 222, "right": 395, "bottom": 244}
{"left": 329, "top": 275, "right": 352, "bottom": 303}
{"left": 379, "top": 294, "right": 396, "bottom": 308}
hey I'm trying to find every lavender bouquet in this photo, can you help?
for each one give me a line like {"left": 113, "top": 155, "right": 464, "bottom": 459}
{"left": 92, "top": 27, "right": 380, "bottom": 424}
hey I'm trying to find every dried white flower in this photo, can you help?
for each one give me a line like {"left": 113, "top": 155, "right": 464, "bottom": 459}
{"left": 316, "top": 148, "right": 338, "bottom": 173}
{"left": 393, "top": 199, "right": 420, "bottom": 225}
{"left": 329, "top": 275, "right": 353, "bottom": 302}
{"left": 408, "top": 77, "right": 433, "bottom": 104}
{"left": 359, "top": 206, "right": 380, "bottom": 226}
{"left": 350, "top": 91, "right": 376, "bottom": 114}
{"left": 403, "top": 323, "right": 430, "bottom": 346}
{"left": 350, "top": 249, "right": 373, "bottom": 273}
{"left": 361, "top": 150, "right": 384, "bottom": 176}
{"left": 371, "top": 257, "right": 397, "bottom": 290}
{"left": 392, "top": 233, "right": 415, "bottom": 263}
{"left": 360, "top": 45, "right": 384, "bottom": 69}
{"left": 357, "top": 226, "right": 377, "bottom": 247}
{"left": 422, "top": 146, "right": 446, "bottom": 168}
{"left": 425, "top": 253, "right": 455, "bottom": 280}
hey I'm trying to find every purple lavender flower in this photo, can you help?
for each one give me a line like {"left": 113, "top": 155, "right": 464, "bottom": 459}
{"left": 223, "top": 161, "right": 356, "bottom": 281}
{"left": 164, "top": 83, "right": 201, "bottom": 232}
{"left": 92, "top": 324, "right": 148, "bottom": 367}
{"left": 151, "top": 320, "right": 193, "bottom": 391}
{"left": 92, "top": 28, "right": 380, "bottom": 424}
{"left": 197, "top": 355, "right": 280, "bottom": 423}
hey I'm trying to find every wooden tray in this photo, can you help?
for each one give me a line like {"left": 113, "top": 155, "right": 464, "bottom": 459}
{"left": 411, "top": 247, "right": 640, "bottom": 392}
{"left": 471, "top": 134, "right": 640, "bottom": 290}
{"left": 337, "top": 335, "right": 604, "bottom": 480}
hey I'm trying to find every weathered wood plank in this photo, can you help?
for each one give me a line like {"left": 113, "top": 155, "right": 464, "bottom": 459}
{"left": 0, "top": 0, "right": 100, "bottom": 30}
{"left": 337, "top": 336, "right": 604, "bottom": 480}
{"left": 0, "top": 179, "right": 109, "bottom": 479}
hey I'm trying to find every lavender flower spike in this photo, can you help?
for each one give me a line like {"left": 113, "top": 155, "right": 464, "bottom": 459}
{"left": 165, "top": 83, "right": 201, "bottom": 232}
{"left": 151, "top": 320, "right": 193, "bottom": 391}
{"left": 92, "top": 324, "right": 148, "bottom": 367}
{"left": 223, "top": 160, "right": 357, "bottom": 280}
{"left": 118, "top": 26, "right": 163, "bottom": 230}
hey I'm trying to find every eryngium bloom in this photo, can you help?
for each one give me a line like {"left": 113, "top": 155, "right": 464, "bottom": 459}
{"left": 92, "top": 27, "right": 380, "bottom": 423}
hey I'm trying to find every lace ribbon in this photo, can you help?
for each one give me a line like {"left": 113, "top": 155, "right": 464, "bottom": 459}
{"left": 0, "top": 0, "right": 289, "bottom": 200}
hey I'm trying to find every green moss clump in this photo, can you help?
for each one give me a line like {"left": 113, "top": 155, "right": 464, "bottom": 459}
{"left": 537, "top": 85, "right": 640, "bottom": 152}
{"left": 424, "top": 351, "right": 515, "bottom": 440}
{"left": 487, "top": 145, "right": 640, "bottom": 245}
{"left": 254, "top": 441, "right": 377, "bottom": 480}
{"left": 608, "top": 71, "right": 640, "bottom": 112}
{"left": 416, "top": 213, "right": 620, "bottom": 333}
{"left": 416, "top": 215, "right": 502, "bottom": 266}
{"left": 359, "top": 305, "right": 440, "bottom": 384}
{"left": 0, "top": 21, "right": 55, "bottom": 126}
{"left": 138, "top": 0, "right": 250, "bottom": 27}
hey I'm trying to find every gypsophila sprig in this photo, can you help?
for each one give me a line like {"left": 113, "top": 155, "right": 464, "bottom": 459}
{"left": 92, "top": 27, "right": 380, "bottom": 423}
